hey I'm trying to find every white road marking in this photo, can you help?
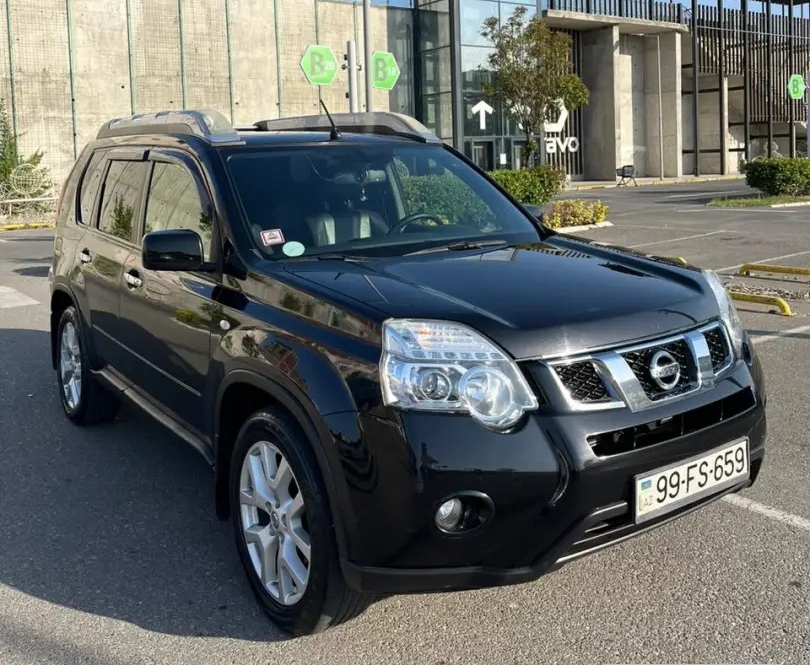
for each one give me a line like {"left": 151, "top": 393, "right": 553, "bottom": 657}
{"left": 723, "top": 494, "right": 810, "bottom": 534}
{"left": 0, "top": 285, "right": 39, "bottom": 308}
{"left": 661, "top": 189, "right": 751, "bottom": 200}
{"left": 617, "top": 223, "right": 711, "bottom": 231}
{"left": 629, "top": 230, "right": 725, "bottom": 249}
{"left": 715, "top": 249, "right": 810, "bottom": 273}
{"left": 750, "top": 324, "right": 810, "bottom": 346}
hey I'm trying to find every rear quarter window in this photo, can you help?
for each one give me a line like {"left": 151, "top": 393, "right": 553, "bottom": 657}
{"left": 78, "top": 150, "right": 108, "bottom": 225}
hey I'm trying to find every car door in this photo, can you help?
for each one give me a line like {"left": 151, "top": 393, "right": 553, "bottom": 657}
{"left": 117, "top": 149, "right": 220, "bottom": 435}
{"left": 78, "top": 149, "right": 149, "bottom": 372}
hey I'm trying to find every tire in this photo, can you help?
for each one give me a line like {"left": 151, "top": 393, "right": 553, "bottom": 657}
{"left": 229, "top": 407, "right": 371, "bottom": 636}
{"left": 55, "top": 306, "right": 120, "bottom": 425}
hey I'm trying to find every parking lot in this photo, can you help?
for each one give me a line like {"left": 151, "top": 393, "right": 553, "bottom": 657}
{"left": 1, "top": 179, "right": 809, "bottom": 665}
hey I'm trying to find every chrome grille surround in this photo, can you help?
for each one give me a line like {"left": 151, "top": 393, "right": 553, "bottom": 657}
{"left": 535, "top": 322, "right": 736, "bottom": 413}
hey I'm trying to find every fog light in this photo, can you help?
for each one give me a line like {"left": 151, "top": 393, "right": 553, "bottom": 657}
{"left": 434, "top": 498, "right": 463, "bottom": 531}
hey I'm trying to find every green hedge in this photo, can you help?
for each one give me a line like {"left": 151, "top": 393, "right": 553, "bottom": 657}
{"left": 744, "top": 157, "right": 810, "bottom": 196}
{"left": 488, "top": 165, "right": 567, "bottom": 205}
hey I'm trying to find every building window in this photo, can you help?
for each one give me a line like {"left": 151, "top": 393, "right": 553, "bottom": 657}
{"left": 417, "top": 0, "right": 450, "bottom": 49}
{"left": 460, "top": 0, "right": 498, "bottom": 47}
{"left": 421, "top": 92, "right": 454, "bottom": 141}
{"left": 420, "top": 46, "right": 453, "bottom": 95}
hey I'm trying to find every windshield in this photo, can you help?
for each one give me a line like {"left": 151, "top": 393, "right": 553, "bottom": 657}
{"left": 224, "top": 142, "right": 544, "bottom": 260}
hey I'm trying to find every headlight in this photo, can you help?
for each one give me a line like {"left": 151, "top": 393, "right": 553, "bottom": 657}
{"left": 380, "top": 319, "right": 539, "bottom": 431}
{"left": 703, "top": 269, "right": 744, "bottom": 358}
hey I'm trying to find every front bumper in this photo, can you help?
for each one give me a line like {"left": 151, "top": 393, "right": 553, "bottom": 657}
{"left": 337, "top": 351, "right": 767, "bottom": 596}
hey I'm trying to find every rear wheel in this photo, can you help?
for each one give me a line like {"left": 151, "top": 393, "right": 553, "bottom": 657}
{"left": 229, "top": 407, "right": 371, "bottom": 636}
{"left": 56, "top": 306, "right": 120, "bottom": 425}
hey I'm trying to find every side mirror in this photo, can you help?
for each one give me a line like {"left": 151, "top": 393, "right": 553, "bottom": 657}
{"left": 142, "top": 229, "right": 205, "bottom": 272}
{"left": 522, "top": 203, "right": 543, "bottom": 219}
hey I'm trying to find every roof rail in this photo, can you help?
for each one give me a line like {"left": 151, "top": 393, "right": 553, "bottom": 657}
{"left": 251, "top": 112, "right": 442, "bottom": 144}
{"left": 96, "top": 109, "right": 244, "bottom": 144}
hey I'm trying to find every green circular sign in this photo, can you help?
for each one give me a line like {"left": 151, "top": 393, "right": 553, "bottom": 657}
{"left": 788, "top": 74, "right": 806, "bottom": 101}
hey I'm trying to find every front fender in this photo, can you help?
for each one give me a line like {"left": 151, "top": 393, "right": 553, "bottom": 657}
{"left": 213, "top": 363, "right": 360, "bottom": 565}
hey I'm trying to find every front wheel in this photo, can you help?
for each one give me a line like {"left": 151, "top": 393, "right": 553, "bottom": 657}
{"left": 229, "top": 407, "right": 371, "bottom": 636}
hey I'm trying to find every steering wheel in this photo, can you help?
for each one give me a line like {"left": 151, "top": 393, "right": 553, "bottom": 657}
{"left": 387, "top": 212, "right": 446, "bottom": 235}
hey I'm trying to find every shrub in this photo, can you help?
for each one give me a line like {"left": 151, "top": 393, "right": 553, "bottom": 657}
{"left": 0, "top": 98, "right": 53, "bottom": 203}
{"left": 743, "top": 157, "right": 810, "bottom": 196}
{"left": 543, "top": 199, "right": 610, "bottom": 228}
{"left": 488, "top": 164, "right": 566, "bottom": 205}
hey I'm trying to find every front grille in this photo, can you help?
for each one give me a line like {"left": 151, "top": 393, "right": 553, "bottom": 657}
{"left": 622, "top": 339, "right": 693, "bottom": 401}
{"left": 553, "top": 361, "right": 609, "bottom": 402}
{"left": 704, "top": 326, "right": 731, "bottom": 372}
{"left": 540, "top": 322, "right": 736, "bottom": 411}
{"left": 586, "top": 387, "right": 756, "bottom": 457}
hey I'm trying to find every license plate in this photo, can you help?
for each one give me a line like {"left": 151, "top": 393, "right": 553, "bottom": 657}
{"left": 634, "top": 438, "right": 750, "bottom": 524}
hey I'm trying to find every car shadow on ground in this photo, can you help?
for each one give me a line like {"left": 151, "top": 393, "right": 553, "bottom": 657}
{"left": 0, "top": 327, "right": 293, "bottom": 643}
{"left": 13, "top": 265, "right": 50, "bottom": 277}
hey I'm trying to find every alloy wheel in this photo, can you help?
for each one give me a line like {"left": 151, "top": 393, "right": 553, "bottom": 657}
{"left": 59, "top": 321, "right": 82, "bottom": 411}
{"left": 239, "top": 440, "right": 312, "bottom": 606}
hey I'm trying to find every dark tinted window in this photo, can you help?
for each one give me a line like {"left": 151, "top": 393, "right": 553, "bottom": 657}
{"left": 97, "top": 161, "right": 148, "bottom": 242}
{"left": 143, "top": 162, "right": 212, "bottom": 261}
{"left": 79, "top": 151, "right": 107, "bottom": 225}
{"left": 224, "top": 144, "right": 541, "bottom": 259}
{"left": 55, "top": 155, "right": 84, "bottom": 227}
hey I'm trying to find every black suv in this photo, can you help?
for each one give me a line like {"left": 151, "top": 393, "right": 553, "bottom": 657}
{"left": 49, "top": 108, "right": 767, "bottom": 636}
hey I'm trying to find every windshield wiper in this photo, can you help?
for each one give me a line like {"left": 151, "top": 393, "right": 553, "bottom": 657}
{"left": 406, "top": 239, "right": 509, "bottom": 256}
{"left": 284, "top": 252, "right": 367, "bottom": 262}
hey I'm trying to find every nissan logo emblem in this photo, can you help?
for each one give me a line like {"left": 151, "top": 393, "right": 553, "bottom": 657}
{"left": 648, "top": 350, "right": 681, "bottom": 391}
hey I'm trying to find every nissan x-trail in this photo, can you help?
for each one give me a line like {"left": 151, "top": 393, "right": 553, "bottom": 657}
{"left": 48, "top": 109, "right": 767, "bottom": 636}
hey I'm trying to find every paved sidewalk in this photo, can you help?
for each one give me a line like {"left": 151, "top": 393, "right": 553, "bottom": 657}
{"left": 569, "top": 173, "right": 744, "bottom": 191}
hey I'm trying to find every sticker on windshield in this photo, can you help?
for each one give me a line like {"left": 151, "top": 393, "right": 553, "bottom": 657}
{"left": 282, "top": 241, "right": 305, "bottom": 257}
{"left": 260, "top": 228, "right": 285, "bottom": 247}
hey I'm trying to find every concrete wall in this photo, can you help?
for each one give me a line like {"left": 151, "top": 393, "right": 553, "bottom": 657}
{"left": 617, "top": 34, "right": 647, "bottom": 171}
{"left": 0, "top": 0, "right": 414, "bottom": 189}
{"left": 581, "top": 26, "right": 682, "bottom": 179}
{"left": 682, "top": 73, "right": 727, "bottom": 174}
{"left": 644, "top": 32, "right": 681, "bottom": 177}
{"left": 580, "top": 26, "right": 620, "bottom": 181}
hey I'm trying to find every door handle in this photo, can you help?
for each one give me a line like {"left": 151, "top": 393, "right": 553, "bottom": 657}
{"left": 124, "top": 270, "right": 143, "bottom": 289}
{"left": 79, "top": 249, "right": 92, "bottom": 264}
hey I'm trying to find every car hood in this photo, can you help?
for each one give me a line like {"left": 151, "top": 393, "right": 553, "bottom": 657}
{"left": 283, "top": 237, "right": 721, "bottom": 360}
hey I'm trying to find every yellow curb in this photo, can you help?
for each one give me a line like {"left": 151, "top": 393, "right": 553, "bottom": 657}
{"left": 0, "top": 222, "right": 54, "bottom": 231}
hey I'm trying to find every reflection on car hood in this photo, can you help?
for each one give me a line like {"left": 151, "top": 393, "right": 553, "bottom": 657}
{"left": 283, "top": 237, "right": 720, "bottom": 360}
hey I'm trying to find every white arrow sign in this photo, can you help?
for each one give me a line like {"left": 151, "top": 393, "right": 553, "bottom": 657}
{"left": 471, "top": 100, "right": 493, "bottom": 131}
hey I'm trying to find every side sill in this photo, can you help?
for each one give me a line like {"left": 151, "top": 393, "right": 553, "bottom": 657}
{"left": 94, "top": 367, "right": 216, "bottom": 467}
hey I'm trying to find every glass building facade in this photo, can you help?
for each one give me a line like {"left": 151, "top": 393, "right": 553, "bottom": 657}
{"left": 415, "top": 0, "right": 585, "bottom": 175}
{"left": 414, "top": 0, "right": 810, "bottom": 179}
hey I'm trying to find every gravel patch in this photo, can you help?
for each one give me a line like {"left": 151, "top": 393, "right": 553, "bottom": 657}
{"left": 723, "top": 277, "right": 810, "bottom": 301}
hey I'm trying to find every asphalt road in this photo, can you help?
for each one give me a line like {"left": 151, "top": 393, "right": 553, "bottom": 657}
{"left": 1, "top": 186, "right": 809, "bottom": 665}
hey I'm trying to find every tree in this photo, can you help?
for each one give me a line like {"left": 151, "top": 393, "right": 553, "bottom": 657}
{"left": 480, "top": 5, "right": 590, "bottom": 168}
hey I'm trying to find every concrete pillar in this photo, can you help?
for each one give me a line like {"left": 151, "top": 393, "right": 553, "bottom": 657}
{"left": 580, "top": 26, "right": 620, "bottom": 181}
{"left": 644, "top": 32, "right": 683, "bottom": 177}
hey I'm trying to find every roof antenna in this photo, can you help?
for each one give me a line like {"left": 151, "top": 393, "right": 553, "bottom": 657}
{"left": 320, "top": 100, "right": 342, "bottom": 140}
